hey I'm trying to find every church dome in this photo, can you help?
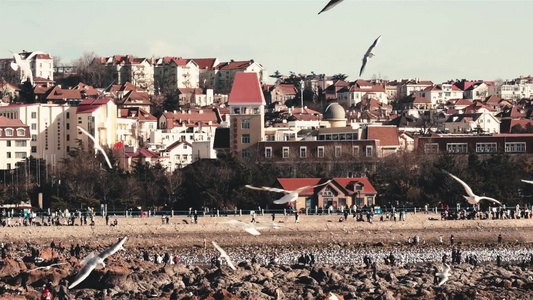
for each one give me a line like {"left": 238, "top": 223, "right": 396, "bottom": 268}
{"left": 323, "top": 102, "right": 346, "bottom": 120}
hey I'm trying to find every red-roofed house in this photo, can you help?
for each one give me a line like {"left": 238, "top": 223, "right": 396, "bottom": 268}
{"left": 0, "top": 116, "right": 31, "bottom": 170}
{"left": 0, "top": 81, "right": 20, "bottom": 101}
{"left": 94, "top": 55, "right": 154, "bottom": 93}
{"left": 366, "top": 126, "right": 401, "bottom": 157}
{"left": 118, "top": 107, "right": 157, "bottom": 145}
{"left": 8, "top": 51, "right": 54, "bottom": 83}
{"left": 414, "top": 84, "right": 464, "bottom": 106}
{"left": 76, "top": 98, "right": 119, "bottom": 150}
{"left": 267, "top": 84, "right": 297, "bottom": 104}
{"left": 159, "top": 140, "right": 193, "bottom": 171}
{"left": 214, "top": 59, "right": 266, "bottom": 94}
{"left": 397, "top": 79, "right": 434, "bottom": 99}
{"left": 190, "top": 58, "right": 220, "bottom": 89}
{"left": 464, "top": 82, "right": 490, "bottom": 100}
{"left": 444, "top": 111, "right": 500, "bottom": 134}
{"left": 46, "top": 86, "right": 82, "bottom": 104}
{"left": 337, "top": 80, "right": 388, "bottom": 105}
{"left": 275, "top": 177, "right": 377, "bottom": 210}
{"left": 125, "top": 148, "right": 160, "bottom": 170}
{"left": 154, "top": 58, "right": 199, "bottom": 91}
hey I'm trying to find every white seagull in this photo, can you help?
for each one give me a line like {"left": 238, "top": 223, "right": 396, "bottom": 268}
{"left": 212, "top": 241, "right": 236, "bottom": 271}
{"left": 77, "top": 126, "right": 113, "bottom": 169}
{"left": 435, "top": 263, "right": 451, "bottom": 286}
{"left": 246, "top": 180, "right": 332, "bottom": 205}
{"left": 69, "top": 237, "right": 127, "bottom": 289}
{"left": 29, "top": 262, "right": 67, "bottom": 272}
{"left": 318, "top": 0, "right": 344, "bottom": 15}
{"left": 445, "top": 172, "right": 502, "bottom": 205}
{"left": 521, "top": 179, "right": 533, "bottom": 185}
{"left": 10, "top": 50, "right": 46, "bottom": 85}
{"left": 359, "top": 35, "right": 381, "bottom": 77}
{"left": 225, "top": 220, "right": 282, "bottom": 236}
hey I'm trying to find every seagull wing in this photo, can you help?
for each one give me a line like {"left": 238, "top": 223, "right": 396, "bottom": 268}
{"left": 294, "top": 180, "right": 332, "bottom": 193}
{"left": 273, "top": 193, "right": 297, "bottom": 204}
{"left": 359, "top": 56, "right": 368, "bottom": 77}
{"left": 437, "top": 276, "right": 448, "bottom": 286}
{"left": 446, "top": 172, "right": 475, "bottom": 197}
{"left": 318, "top": 0, "right": 344, "bottom": 14}
{"left": 80, "top": 252, "right": 95, "bottom": 267}
{"left": 23, "top": 51, "right": 46, "bottom": 61}
{"left": 212, "top": 241, "right": 236, "bottom": 270}
{"left": 478, "top": 197, "right": 502, "bottom": 205}
{"left": 369, "top": 35, "right": 381, "bottom": 51}
{"left": 69, "top": 261, "right": 96, "bottom": 289}
{"left": 522, "top": 179, "right": 533, "bottom": 185}
{"left": 244, "top": 227, "right": 261, "bottom": 236}
{"left": 245, "top": 185, "right": 287, "bottom": 194}
{"left": 77, "top": 126, "right": 113, "bottom": 169}
{"left": 98, "top": 237, "right": 127, "bottom": 260}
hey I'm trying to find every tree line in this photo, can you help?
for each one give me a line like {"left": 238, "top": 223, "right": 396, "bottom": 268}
{"left": 1, "top": 148, "right": 533, "bottom": 211}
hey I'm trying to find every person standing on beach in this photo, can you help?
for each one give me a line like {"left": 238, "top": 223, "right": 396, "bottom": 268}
{"left": 450, "top": 234, "right": 455, "bottom": 245}
{"left": 498, "top": 233, "right": 502, "bottom": 244}
{"left": 105, "top": 214, "right": 109, "bottom": 226}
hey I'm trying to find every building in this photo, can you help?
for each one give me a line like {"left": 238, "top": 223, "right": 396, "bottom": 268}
{"left": 95, "top": 55, "right": 154, "bottom": 93}
{"left": 191, "top": 58, "right": 220, "bottom": 90}
{"left": 337, "top": 80, "right": 388, "bottom": 105}
{"left": 414, "top": 84, "right": 464, "bottom": 106}
{"left": 417, "top": 134, "right": 533, "bottom": 155}
{"left": 76, "top": 98, "right": 118, "bottom": 151}
{"left": 396, "top": 79, "right": 433, "bottom": 99}
{"left": 0, "top": 117, "right": 31, "bottom": 170}
{"left": 215, "top": 60, "right": 266, "bottom": 94}
{"left": 228, "top": 72, "right": 266, "bottom": 158}
{"left": 276, "top": 177, "right": 377, "bottom": 210}
{"left": 154, "top": 57, "right": 200, "bottom": 91}
{"left": 0, "top": 51, "right": 54, "bottom": 83}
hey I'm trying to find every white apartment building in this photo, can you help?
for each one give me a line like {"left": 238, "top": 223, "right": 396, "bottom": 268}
{"left": 214, "top": 60, "right": 267, "bottom": 94}
{"left": 191, "top": 58, "right": 220, "bottom": 90}
{"left": 415, "top": 84, "right": 464, "bottom": 106}
{"left": 337, "top": 80, "right": 388, "bottom": 105}
{"left": 396, "top": 79, "right": 433, "bottom": 99}
{"left": 0, "top": 103, "right": 77, "bottom": 166}
{"left": 95, "top": 55, "right": 155, "bottom": 93}
{"left": 76, "top": 98, "right": 118, "bottom": 152}
{"left": 0, "top": 117, "right": 31, "bottom": 170}
{"left": 154, "top": 57, "right": 200, "bottom": 91}
{"left": 464, "top": 83, "right": 490, "bottom": 100}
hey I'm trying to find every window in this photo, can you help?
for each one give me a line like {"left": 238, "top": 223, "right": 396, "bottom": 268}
{"left": 31, "top": 123, "right": 37, "bottom": 130}
{"left": 446, "top": 143, "right": 468, "bottom": 153}
{"left": 282, "top": 147, "right": 289, "bottom": 158}
{"left": 5, "top": 128, "right": 13, "bottom": 136}
{"left": 66, "top": 146, "right": 70, "bottom": 153}
{"left": 241, "top": 119, "right": 250, "bottom": 129}
{"left": 31, "top": 134, "right": 37, "bottom": 141}
{"left": 300, "top": 147, "right": 307, "bottom": 158}
{"left": 352, "top": 146, "right": 359, "bottom": 156}
{"left": 31, "top": 146, "right": 37, "bottom": 153}
{"left": 242, "top": 149, "right": 250, "bottom": 159}
{"left": 66, "top": 123, "right": 70, "bottom": 130}
{"left": 6, "top": 163, "right": 11, "bottom": 170}
{"left": 6, "top": 140, "right": 11, "bottom": 147}
{"left": 15, "top": 152, "right": 27, "bottom": 159}
{"left": 266, "top": 135, "right": 275, "bottom": 141}
{"left": 317, "top": 146, "right": 324, "bottom": 158}
{"left": 505, "top": 142, "right": 526, "bottom": 153}
{"left": 66, "top": 112, "right": 70, "bottom": 119}
{"left": 335, "top": 146, "right": 342, "bottom": 157}
{"left": 17, "top": 128, "right": 25, "bottom": 136}
{"left": 476, "top": 143, "right": 497, "bottom": 153}
{"left": 15, "top": 140, "right": 26, "bottom": 147}
{"left": 66, "top": 134, "right": 70, "bottom": 141}
{"left": 31, "top": 112, "right": 37, "bottom": 119}
{"left": 366, "top": 146, "right": 373, "bottom": 157}
{"left": 78, "top": 117, "right": 82, "bottom": 124}
{"left": 424, "top": 143, "right": 439, "bottom": 153}
{"left": 6, "top": 152, "right": 11, "bottom": 158}
{"left": 241, "top": 134, "right": 250, "bottom": 144}
{"left": 265, "top": 147, "right": 272, "bottom": 158}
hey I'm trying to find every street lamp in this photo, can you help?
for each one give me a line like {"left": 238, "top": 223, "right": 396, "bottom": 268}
{"left": 300, "top": 79, "right": 304, "bottom": 113}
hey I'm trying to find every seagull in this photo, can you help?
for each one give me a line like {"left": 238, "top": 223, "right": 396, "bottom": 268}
{"left": 77, "top": 126, "right": 113, "bottom": 169}
{"left": 225, "top": 220, "right": 282, "bottom": 236}
{"left": 246, "top": 180, "right": 332, "bottom": 205}
{"left": 10, "top": 50, "right": 46, "bottom": 85}
{"left": 359, "top": 35, "right": 381, "bottom": 77}
{"left": 521, "top": 179, "right": 533, "bottom": 185}
{"left": 69, "top": 237, "right": 127, "bottom": 289}
{"left": 445, "top": 171, "right": 501, "bottom": 205}
{"left": 212, "top": 241, "right": 236, "bottom": 271}
{"left": 318, "top": 0, "right": 344, "bottom": 14}
{"left": 435, "top": 263, "right": 451, "bottom": 286}
{"left": 29, "top": 262, "right": 67, "bottom": 272}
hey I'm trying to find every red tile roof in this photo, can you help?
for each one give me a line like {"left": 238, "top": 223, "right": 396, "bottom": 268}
{"left": 217, "top": 60, "right": 255, "bottom": 71}
{"left": 77, "top": 98, "right": 113, "bottom": 114}
{"left": 119, "top": 107, "right": 157, "bottom": 121}
{"left": 165, "top": 140, "right": 193, "bottom": 152}
{"left": 163, "top": 108, "right": 219, "bottom": 126}
{"left": 127, "top": 148, "right": 159, "bottom": 158}
{"left": 46, "top": 86, "right": 82, "bottom": 101}
{"left": 0, "top": 81, "right": 19, "bottom": 91}
{"left": 333, "top": 178, "right": 378, "bottom": 194}
{"left": 191, "top": 58, "right": 217, "bottom": 70}
{"left": 367, "top": 126, "right": 400, "bottom": 147}
{"left": 0, "top": 116, "right": 26, "bottom": 127}
{"left": 277, "top": 178, "right": 377, "bottom": 196}
{"left": 228, "top": 72, "right": 265, "bottom": 105}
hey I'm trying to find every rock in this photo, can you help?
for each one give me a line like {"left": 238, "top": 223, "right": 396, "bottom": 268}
{"left": 503, "top": 279, "right": 512, "bottom": 288}
{"left": 513, "top": 279, "right": 525, "bottom": 288}
{"left": 297, "top": 275, "right": 318, "bottom": 285}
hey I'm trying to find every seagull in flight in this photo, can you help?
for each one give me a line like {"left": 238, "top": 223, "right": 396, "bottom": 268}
{"left": 445, "top": 171, "right": 501, "bottom": 205}
{"left": 359, "top": 35, "right": 381, "bottom": 77}
{"left": 10, "top": 50, "right": 46, "bottom": 85}
{"left": 318, "top": 0, "right": 344, "bottom": 14}
{"left": 225, "top": 220, "right": 282, "bottom": 236}
{"left": 77, "top": 126, "right": 113, "bottom": 169}
{"left": 521, "top": 179, "right": 533, "bottom": 185}
{"left": 435, "top": 263, "right": 451, "bottom": 286}
{"left": 69, "top": 237, "right": 127, "bottom": 289}
{"left": 246, "top": 180, "right": 332, "bottom": 204}
{"left": 212, "top": 241, "right": 236, "bottom": 271}
{"left": 29, "top": 262, "right": 67, "bottom": 272}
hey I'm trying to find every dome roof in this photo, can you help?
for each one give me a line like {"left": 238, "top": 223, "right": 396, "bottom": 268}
{"left": 323, "top": 102, "right": 346, "bottom": 120}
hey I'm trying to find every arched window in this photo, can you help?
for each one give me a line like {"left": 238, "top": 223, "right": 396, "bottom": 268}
{"left": 5, "top": 128, "right": 14, "bottom": 136}
{"left": 16, "top": 128, "right": 26, "bottom": 136}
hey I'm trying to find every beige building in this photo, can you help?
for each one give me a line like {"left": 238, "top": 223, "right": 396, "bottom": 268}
{"left": 0, "top": 117, "right": 31, "bottom": 170}
{"left": 95, "top": 55, "right": 155, "bottom": 93}
{"left": 154, "top": 57, "right": 200, "bottom": 91}
{"left": 215, "top": 60, "right": 266, "bottom": 94}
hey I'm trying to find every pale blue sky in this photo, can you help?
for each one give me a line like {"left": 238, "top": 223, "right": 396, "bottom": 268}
{"left": 1, "top": 0, "right": 532, "bottom": 83}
